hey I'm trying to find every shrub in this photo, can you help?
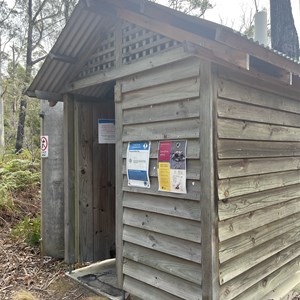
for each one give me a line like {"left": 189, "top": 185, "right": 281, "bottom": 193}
{"left": 12, "top": 215, "right": 41, "bottom": 247}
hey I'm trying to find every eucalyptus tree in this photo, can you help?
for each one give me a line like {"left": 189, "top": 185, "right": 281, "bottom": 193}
{"left": 270, "top": 0, "right": 299, "bottom": 59}
{"left": 167, "top": 0, "right": 213, "bottom": 17}
{"left": 0, "top": 0, "right": 19, "bottom": 155}
{"left": 14, "top": 0, "right": 77, "bottom": 153}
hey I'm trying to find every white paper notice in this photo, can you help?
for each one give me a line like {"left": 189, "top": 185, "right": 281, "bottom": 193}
{"left": 98, "top": 119, "right": 115, "bottom": 144}
{"left": 127, "top": 141, "right": 151, "bottom": 188}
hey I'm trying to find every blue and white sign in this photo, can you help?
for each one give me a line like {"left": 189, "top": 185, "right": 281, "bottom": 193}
{"left": 98, "top": 119, "right": 115, "bottom": 144}
{"left": 127, "top": 141, "right": 151, "bottom": 188}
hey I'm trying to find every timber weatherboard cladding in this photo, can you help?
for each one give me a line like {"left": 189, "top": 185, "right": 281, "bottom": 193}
{"left": 116, "top": 58, "right": 203, "bottom": 300}
{"left": 216, "top": 66, "right": 300, "bottom": 300}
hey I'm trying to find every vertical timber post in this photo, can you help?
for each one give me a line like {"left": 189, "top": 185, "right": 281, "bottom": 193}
{"left": 199, "top": 61, "right": 219, "bottom": 299}
{"left": 115, "top": 81, "right": 124, "bottom": 288}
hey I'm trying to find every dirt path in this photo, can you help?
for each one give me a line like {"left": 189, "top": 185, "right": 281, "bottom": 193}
{"left": 0, "top": 227, "right": 107, "bottom": 300}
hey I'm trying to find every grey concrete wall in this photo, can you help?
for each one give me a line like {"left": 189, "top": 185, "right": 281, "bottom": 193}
{"left": 41, "top": 100, "right": 64, "bottom": 258}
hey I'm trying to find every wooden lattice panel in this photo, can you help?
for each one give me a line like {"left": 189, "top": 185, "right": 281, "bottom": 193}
{"left": 78, "top": 29, "right": 116, "bottom": 78}
{"left": 77, "top": 21, "right": 181, "bottom": 79}
{"left": 122, "top": 22, "right": 180, "bottom": 64}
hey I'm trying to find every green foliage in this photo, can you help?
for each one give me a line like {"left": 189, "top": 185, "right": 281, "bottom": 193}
{"left": 0, "top": 158, "right": 40, "bottom": 210}
{"left": 168, "top": 0, "right": 213, "bottom": 17}
{"left": 12, "top": 215, "right": 41, "bottom": 247}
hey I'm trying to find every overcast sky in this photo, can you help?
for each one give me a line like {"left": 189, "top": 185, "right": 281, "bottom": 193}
{"left": 157, "top": 0, "right": 300, "bottom": 35}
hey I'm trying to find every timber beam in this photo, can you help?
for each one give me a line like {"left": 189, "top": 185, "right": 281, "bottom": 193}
{"left": 49, "top": 52, "right": 77, "bottom": 64}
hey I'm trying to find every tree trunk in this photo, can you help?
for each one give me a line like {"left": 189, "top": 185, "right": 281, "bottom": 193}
{"left": 270, "top": 0, "right": 299, "bottom": 59}
{"left": 0, "top": 35, "right": 4, "bottom": 153}
{"left": 15, "top": 0, "right": 33, "bottom": 153}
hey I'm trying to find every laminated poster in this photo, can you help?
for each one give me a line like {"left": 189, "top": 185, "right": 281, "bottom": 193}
{"left": 158, "top": 140, "right": 187, "bottom": 194}
{"left": 98, "top": 119, "right": 115, "bottom": 144}
{"left": 127, "top": 141, "right": 151, "bottom": 188}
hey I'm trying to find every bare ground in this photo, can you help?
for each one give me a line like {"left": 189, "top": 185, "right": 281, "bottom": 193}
{"left": 0, "top": 190, "right": 106, "bottom": 300}
{"left": 0, "top": 224, "right": 109, "bottom": 300}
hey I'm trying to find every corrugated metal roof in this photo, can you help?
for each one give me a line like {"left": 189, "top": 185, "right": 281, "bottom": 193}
{"left": 27, "top": 0, "right": 300, "bottom": 101}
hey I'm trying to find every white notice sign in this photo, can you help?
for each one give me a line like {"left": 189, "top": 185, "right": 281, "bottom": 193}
{"left": 98, "top": 119, "right": 115, "bottom": 144}
{"left": 41, "top": 135, "right": 49, "bottom": 158}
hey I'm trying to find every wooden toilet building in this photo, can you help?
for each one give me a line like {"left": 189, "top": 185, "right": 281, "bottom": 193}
{"left": 27, "top": 0, "right": 300, "bottom": 299}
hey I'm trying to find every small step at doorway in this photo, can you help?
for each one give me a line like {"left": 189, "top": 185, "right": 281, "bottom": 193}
{"left": 67, "top": 259, "right": 128, "bottom": 300}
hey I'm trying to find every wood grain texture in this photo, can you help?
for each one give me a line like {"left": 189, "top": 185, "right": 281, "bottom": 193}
{"left": 218, "top": 157, "right": 300, "bottom": 179}
{"left": 92, "top": 100, "right": 115, "bottom": 261}
{"left": 217, "top": 98, "right": 300, "bottom": 128}
{"left": 199, "top": 61, "right": 219, "bottom": 299}
{"left": 219, "top": 212, "right": 300, "bottom": 263}
{"left": 75, "top": 100, "right": 94, "bottom": 262}
{"left": 122, "top": 77, "right": 200, "bottom": 110}
{"left": 219, "top": 197, "right": 300, "bottom": 241}
{"left": 123, "top": 276, "right": 182, "bottom": 300}
{"left": 123, "top": 225, "right": 201, "bottom": 263}
{"left": 123, "top": 98, "right": 200, "bottom": 125}
{"left": 115, "top": 82, "right": 124, "bottom": 287}
{"left": 123, "top": 208, "right": 201, "bottom": 242}
{"left": 219, "top": 226, "right": 300, "bottom": 284}
{"left": 218, "top": 139, "right": 300, "bottom": 159}
{"left": 123, "top": 192, "right": 201, "bottom": 221}
{"left": 218, "top": 170, "right": 300, "bottom": 200}
{"left": 217, "top": 65, "right": 300, "bottom": 101}
{"left": 218, "top": 184, "right": 300, "bottom": 220}
{"left": 233, "top": 257, "right": 300, "bottom": 300}
{"left": 123, "top": 118, "right": 200, "bottom": 141}
{"left": 218, "top": 78, "right": 300, "bottom": 114}
{"left": 123, "top": 259, "right": 202, "bottom": 300}
{"left": 218, "top": 118, "right": 300, "bottom": 142}
{"left": 123, "top": 176, "right": 201, "bottom": 201}
{"left": 122, "top": 57, "right": 201, "bottom": 93}
{"left": 219, "top": 242, "right": 300, "bottom": 300}
{"left": 123, "top": 242, "right": 202, "bottom": 285}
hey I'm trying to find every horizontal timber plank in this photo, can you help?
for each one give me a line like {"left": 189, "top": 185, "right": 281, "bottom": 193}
{"left": 217, "top": 65, "right": 300, "bottom": 101}
{"left": 122, "top": 118, "right": 200, "bottom": 141}
{"left": 218, "top": 139, "right": 300, "bottom": 159}
{"left": 123, "top": 176, "right": 201, "bottom": 201}
{"left": 123, "top": 192, "right": 201, "bottom": 221}
{"left": 219, "top": 212, "right": 300, "bottom": 263}
{"left": 122, "top": 57, "right": 200, "bottom": 93}
{"left": 219, "top": 242, "right": 300, "bottom": 300}
{"left": 123, "top": 97, "right": 200, "bottom": 125}
{"left": 123, "top": 158, "right": 200, "bottom": 180}
{"left": 218, "top": 157, "right": 300, "bottom": 179}
{"left": 218, "top": 183, "right": 300, "bottom": 220}
{"left": 219, "top": 226, "right": 300, "bottom": 284}
{"left": 122, "top": 77, "right": 200, "bottom": 110}
{"left": 123, "top": 225, "right": 201, "bottom": 263}
{"left": 217, "top": 99, "right": 300, "bottom": 128}
{"left": 123, "top": 208, "right": 201, "bottom": 242}
{"left": 67, "top": 46, "right": 194, "bottom": 92}
{"left": 217, "top": 78, "right": 300, "bottom": 114}
{"left": 123, "top": 259, "right": 202, "bottom": 300}
{"left": 123, "top": 242, "right": 202, "bottom": 285}
{"left": 219, "top": 197, "right": 300, "bottom": 241}
{"left": 218, "top": 170, "right": 300, "bottom": 200}
{"left": 218, "top": 118, "right": 300, "bottom": 142}
{"left": 122, "top": 139, "right": 200, "bottom": 159}
{"left": 233, "top": 257, "right": 300, "bottom": 300}
{"left": 123, "top": 276, "right": 182, "bottom": 300}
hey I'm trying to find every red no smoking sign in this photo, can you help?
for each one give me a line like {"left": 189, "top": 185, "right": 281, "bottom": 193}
{"left": 41, "top": 136, "right": 49, "bottom": 158}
